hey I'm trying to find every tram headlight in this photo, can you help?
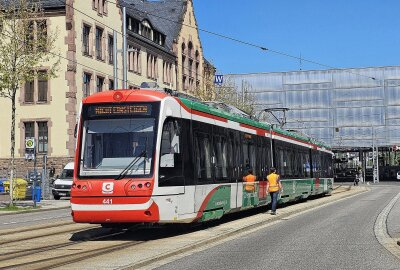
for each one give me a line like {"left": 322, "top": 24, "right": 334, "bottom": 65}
{"left": 130, "top": 184, "right": 136, "bottom": 190}
{"left": 145, "top": 182, "right": 151, "bottom": 188}
{"left": 138, "top": 183, "right": 143, "bottom": 188}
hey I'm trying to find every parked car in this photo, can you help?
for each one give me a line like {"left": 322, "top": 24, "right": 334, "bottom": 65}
{"left": 52, "top": 162, "right": 74, "bottom": 200}
{"left": 397, "top": 171, "right": 400, "bottom": 180}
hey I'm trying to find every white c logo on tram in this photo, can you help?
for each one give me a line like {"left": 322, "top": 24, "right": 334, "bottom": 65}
{"left": 102, "top": 182, "right": 114, "bottom": 194}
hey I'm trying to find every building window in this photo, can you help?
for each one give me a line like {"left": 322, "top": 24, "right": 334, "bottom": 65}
{"left": 24, "top": 21, "right": 34, "bottom": 51}
{"left": 95, "top": 27, "right": 104, "bottom": 60}
{"left": 93, "top": 0, "right": 107, "bottom": 15}
{"left": 83, "top": 72, "right": 92, "bottom": 97}
{"left": 195, "top": 50, "right": 200, "bottom": 81}
{"left": 147, "top": 54, "right": 157, "bottom": 80}
{"left": 38, "top": 70, "right": 48, "bottom": 102}
{"left": 96, "top": 76, "right": 104, "bottom": 92}
{"left": 189, "top": 59, "right": 193, "bottom": 78}
{"left": 83, "top": 24, "right": 91, "bottom": 56}
{"left": 23, "top": 121, "right": 48, "bottom": 154}
{"left": 128, "top": 45, "right": 141, "bottom": 74}
{"left": 23, "top": 20, "right": 48, "bottom": 52}
{"left": 108, "top": 35, "right": 113, "bottom": 64}
{"left": 188, "top": 42, "right": 193, "bottom": 59}
{"left": 102, "top": 0, "right": 107, "bottom": 15}
{"left": 141, "top": 21, "right": 152, "bottom": 39}
{"left": 24, "top": 75, "right": 34, "bottom": 103}
{"left": 23, "top": 70, "right": 48, "bottom": 103}
{"left": 36, "top": 20, "right": 47, "bottom": 52}
{"left": 163, "top": 61, "right": 173, "bottom": 86}
{"left": 183, "top": 75, "right": 187, "bottom": 91}
{"left": 109, "top": 79, "right": 114, "bottom": 90}
{"left": 24, "top": 122, "right": 35, "bottom": 139}
{"left": 132, "top": 19, "right": 140, "bottom": 33}
{"left": 37, "top": 121, "right": 48, "bottom": 153}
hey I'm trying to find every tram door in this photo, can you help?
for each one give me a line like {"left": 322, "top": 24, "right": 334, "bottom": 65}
{"left": 193, "top": 120, "right": 216, "bottom": 213}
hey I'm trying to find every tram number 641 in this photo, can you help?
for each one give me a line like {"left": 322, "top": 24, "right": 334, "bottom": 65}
{"left": 103, "top": 199, "right": 113, "bottom": 204}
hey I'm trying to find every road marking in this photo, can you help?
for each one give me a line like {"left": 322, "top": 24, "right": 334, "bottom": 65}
{"left": 374, "top": 192, "right": 400, "bottom": 260}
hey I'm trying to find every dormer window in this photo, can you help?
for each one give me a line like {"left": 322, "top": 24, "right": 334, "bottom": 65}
{"left": 141, "top": 20, "right": 152, "bottom": 39}
{"left": 127, "top": 16, "right": 140, "bottom": 34}
{"left": 153, "top": 32, "right": 165, "bottom": 46}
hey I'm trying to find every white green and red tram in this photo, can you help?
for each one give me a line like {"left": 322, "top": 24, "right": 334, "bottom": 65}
{"left": 71, "top": 89, "right": 333, "bottom": 225}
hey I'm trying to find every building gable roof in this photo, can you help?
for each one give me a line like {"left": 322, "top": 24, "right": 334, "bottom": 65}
{"left": 120, "top": 0, "right": 186, "bottom": 52}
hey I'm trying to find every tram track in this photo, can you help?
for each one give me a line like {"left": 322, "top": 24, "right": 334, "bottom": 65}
{"left": 0, "top": 220, "right": 75, "bottom": 235}
{"left": 0, "top": 226, "right": 142, "bottom": 270}
{"left": 0, "top": 225, "right": 105, "bottom": 259}
{"left": 0, "top": 223, "right": 99, "bottom": 245}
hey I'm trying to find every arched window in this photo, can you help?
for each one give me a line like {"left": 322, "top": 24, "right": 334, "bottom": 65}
{"left": 181, "top": 42, "right": 187, "bottom": 91}
{"left": 195, "top": 50, "right": 200, "bottom": 86}
{"left": 188, "top": 42, "right": 193, "bottom": 58}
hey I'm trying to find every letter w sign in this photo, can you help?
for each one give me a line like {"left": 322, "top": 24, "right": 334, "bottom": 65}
{"left": 214, "top": 75, "right": 224, "bottom": 85}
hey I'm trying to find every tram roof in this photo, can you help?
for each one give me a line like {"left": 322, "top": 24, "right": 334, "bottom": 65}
{"left": 83, "top": 89, "right": 332, "bottom": 151}
{"left": 178, "top": 97, "right": 332, "bottom": 151}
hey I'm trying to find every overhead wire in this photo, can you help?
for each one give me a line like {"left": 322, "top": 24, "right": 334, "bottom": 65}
{"left": 105, "top": 0, "right": 383, "bottom": 83}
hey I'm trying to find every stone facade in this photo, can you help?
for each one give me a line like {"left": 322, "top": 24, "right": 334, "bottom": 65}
{"left": 0, "top": 1, "right": 180, "bottom": 178}
{"left": 0, "top": 156, "right": 73, "bottom": 179}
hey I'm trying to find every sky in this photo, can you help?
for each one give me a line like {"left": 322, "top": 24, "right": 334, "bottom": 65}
{"left": 193, "top": 0, "right": 400, "bottom": 75}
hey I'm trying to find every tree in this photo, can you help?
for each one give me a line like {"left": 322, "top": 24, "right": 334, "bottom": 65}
{"left": 0, "top": 0, "right": 60, "bottom": 205}
{"left": 215, "top": 77, "right": 256, "bottom": 116}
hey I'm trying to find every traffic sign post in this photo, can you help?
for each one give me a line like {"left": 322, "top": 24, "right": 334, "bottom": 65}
{"left": 25, "top": 138, "right": 38, "bottom": 207}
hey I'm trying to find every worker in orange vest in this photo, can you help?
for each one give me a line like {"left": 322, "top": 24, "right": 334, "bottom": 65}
{"left": 243, "top": 169, "right": 256, "bottom": 206}
{"left": 266, "top": 167, "right": 282, "bottom": 215}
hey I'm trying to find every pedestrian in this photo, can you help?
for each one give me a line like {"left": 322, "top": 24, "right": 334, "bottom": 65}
{"left": 243, "top": 169, "right": 256, "bottom": 206}
{"left": 354, "top": 167, "right": 361, "bottom": 186}
{"left": 266, "top": 167, "right": 282, "bottom": 215}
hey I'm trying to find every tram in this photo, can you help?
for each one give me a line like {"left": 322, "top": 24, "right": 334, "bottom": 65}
{"left": 71, "top": 88, "right": 333, "bottom": 225}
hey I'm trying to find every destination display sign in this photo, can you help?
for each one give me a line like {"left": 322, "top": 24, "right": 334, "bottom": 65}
{"left": 88, "top": 104, "right": 152, "bottom": 117}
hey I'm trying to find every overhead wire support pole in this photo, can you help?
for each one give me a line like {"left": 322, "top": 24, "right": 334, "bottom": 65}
{"left": 113, "top": 30, "right": 118, "bottom": 90}
{"left": 122, "top": 6, "right": 127, "bottom": 89}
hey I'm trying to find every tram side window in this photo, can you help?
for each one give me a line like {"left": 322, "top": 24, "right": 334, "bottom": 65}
{"left": 242, "top": 141, "right": 249, "bottom": 173}
{"left": 194, "top": 133, "right": 213, "bottom": 183}
{"left": 312, "top": 151, "right": 321, "bottom": 178}
{"left": 230, "top": 132, "right": 241, "bottom": 181}
{"left": 321, "top": 153, "right": 333, "bottom": 178}
{"left": 249, "top": 143, "right": 256, "bottom": 174}
{"left": 304, "top": 151, "right": 311, "bottom": 178}
{"left": 159, "top": 118, "right": 183, "bottom": 186}
{"left": 278, "top": 148, "right": 285, "bottom": 177}
{"left": 213, "top": 136, "right": 228, "bottom": 181}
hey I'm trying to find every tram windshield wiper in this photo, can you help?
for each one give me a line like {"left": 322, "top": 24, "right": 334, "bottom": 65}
{"left": 114, "top": 150, "right": 146, "bottom": 180}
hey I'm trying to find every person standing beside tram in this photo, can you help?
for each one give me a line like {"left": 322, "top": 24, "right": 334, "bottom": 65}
{"left": 266, "top": 167, "right": 282, "bottom": 215}
{"left": 243, "top": 169, "right": 256, "bottom": 205}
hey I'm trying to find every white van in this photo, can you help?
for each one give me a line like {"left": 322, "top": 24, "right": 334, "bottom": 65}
{"left": 52, "top": 162, "right": 74, "bottom": 200}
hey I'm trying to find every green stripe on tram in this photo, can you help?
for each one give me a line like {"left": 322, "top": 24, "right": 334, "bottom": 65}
{"left": 199, "top": 185, "right": 231, "bottom": 222}
{"left": 198, "top": 178, "right": 333, "bottom": 222}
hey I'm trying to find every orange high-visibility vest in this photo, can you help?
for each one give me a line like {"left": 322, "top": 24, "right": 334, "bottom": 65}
{"left": 243, "top": 174, "right": 256, "bottom": 192}
{"left": 267, "top": 173, "right": 280, "bottom": 192}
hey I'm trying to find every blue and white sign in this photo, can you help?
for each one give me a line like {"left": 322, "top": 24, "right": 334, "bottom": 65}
{"left": 214, "top": 75, "right": 224, "bottom": 85}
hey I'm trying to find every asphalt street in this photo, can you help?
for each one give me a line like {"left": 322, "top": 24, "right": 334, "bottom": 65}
{"left": 156, "top": 184, "right": 400, "bottom": 270}
{"left": 0, "top": 208, "right": 71, "bottom": 230}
